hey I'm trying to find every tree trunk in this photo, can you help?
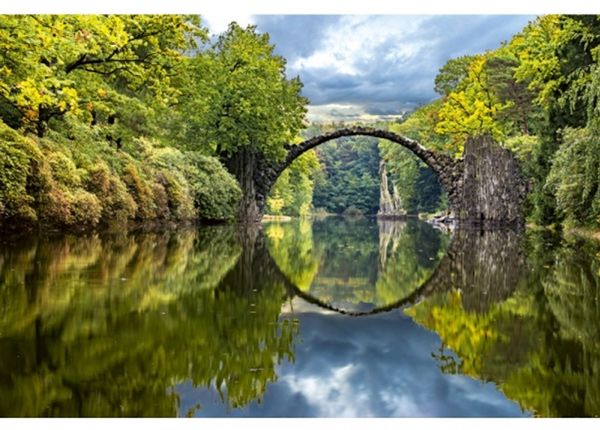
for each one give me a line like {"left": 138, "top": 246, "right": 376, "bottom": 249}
{"left": 223, "top": 148, "right": 262, "bottom": 224}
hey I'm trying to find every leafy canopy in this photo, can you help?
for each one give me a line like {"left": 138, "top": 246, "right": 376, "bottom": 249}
{"left": 0, "top": 15, "right": 205, "bottom": 136}
{"left": 178, "top": 23, "right": 308, "bottom": 161}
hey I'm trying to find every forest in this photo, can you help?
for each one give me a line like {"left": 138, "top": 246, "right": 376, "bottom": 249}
{"left": 1, "top": 15, "right": 600, "bottom": 230}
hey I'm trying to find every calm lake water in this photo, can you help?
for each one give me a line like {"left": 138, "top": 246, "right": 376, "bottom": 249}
{"left": 0, "top": 217, "right": 599, "bottom": 417}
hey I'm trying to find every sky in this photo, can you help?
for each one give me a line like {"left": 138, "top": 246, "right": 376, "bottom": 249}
{"left": 201, "top": 14, "right": 535, "bottom": 123}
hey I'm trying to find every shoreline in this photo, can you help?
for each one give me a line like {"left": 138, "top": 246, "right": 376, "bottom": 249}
{"left": 0, "top": 218, "right": 231, "bottom": 243}
{"left": 565, "top": 227, "right": 600, "bottom": 242}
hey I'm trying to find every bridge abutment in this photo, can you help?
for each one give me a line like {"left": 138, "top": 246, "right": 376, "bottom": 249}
{"left": 455, "top": 135, "right": 528, "bottom": 227}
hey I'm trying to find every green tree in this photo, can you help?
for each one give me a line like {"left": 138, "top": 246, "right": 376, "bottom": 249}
{"left": 172, "top": 23, "right": 307, "bottom": 220}
{"left": 434, "top": 55, "right": 475, "bottom": 96}
{"left": 379, "top": 110, "right": 448, "bottom": 214}
{"left": 181, "top": 23, "right": 306, "bottom": 159}
{"left": 546, "top": 128, "right": 600, "bottom": 226}
{"left": 511, "top": 15, "right": 600, "bottom": 226}
{"left": 312, "top": 132, "right": 381, "bottom": 215}
{"left": 435, "top": 54, "right": 509, "bottom": 151}
{"left": 266, "top": 150, "right": 320, "bottom": 217}
{"left": 0, "top": 15, "right": 204, "bottom": 137}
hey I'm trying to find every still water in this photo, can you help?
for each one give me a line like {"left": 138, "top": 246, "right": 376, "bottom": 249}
{"left": 0, "top": 217, "right": 598, "bottom": 417}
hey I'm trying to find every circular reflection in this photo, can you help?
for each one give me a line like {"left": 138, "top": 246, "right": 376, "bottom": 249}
{"left": 265, "top": 216, "right": 452, "bottom": 315}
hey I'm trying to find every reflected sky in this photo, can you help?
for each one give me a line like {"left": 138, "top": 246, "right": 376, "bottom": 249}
{"left": 177, "top": 302, "right": 528, "bottom": 417}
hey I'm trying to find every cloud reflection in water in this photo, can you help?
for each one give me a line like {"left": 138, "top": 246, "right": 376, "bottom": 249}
{"left": 176, "top": 305, "right": 528, "bottom": 417}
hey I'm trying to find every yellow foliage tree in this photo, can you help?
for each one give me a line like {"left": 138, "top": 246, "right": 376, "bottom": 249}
{"left": 435, "top": 55, "right": 510, "bottom": 152}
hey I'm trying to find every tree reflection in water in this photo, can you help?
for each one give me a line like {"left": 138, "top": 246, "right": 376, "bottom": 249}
{"left": 1, "top": 219, "right": 600, "bottom": 417}
{"left": 406, "top": 230, "right": 600, "bottom": 417}
{"left": 265, "top": 217, "right": 451, "bottom": 313}
{"left": 0, "top": 227, "right": 296, "bottom": 417}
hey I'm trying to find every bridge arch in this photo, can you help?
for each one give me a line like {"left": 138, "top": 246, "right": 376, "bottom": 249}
{"left": 280, "top": 127, "right": 454, "bottom": 180}
{"left": 253, "top": 126, "right": 463, "bottom": 220}
{"left": 246, "top": 127, "right": 527, "bottom": 226}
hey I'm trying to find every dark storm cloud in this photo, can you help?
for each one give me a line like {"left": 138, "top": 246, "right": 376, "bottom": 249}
{"left": 175, "top": 309, "right": 528, "bottom": 417}
{"left": 252, "top": 15, "right": 342, "bottom": 63}
{"left": 364, "top": 103, "right": 406, "bottom": 116}
{"left": 249, "top": 15, "right": 535, "bottom": 120}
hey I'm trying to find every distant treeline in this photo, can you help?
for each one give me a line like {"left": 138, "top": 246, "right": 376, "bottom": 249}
{"left": 276, "top": 123, "right": 446, "bottom": 216}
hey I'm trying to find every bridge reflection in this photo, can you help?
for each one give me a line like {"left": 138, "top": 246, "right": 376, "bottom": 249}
{"left": 255, "top": 218, "right": 526, "bottom": 316}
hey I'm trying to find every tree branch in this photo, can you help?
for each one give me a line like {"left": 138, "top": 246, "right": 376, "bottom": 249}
{"left": 64, "top": 27, "right": 166, "bottom": 74}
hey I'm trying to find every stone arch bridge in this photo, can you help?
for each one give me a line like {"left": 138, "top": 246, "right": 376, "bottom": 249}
{"left": 230, "top": 126, "right": 528, "bottom": 226}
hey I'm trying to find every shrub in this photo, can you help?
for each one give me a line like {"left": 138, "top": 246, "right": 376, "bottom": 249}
{"left": 150, "top": 147, "right": 241, "bottom": 221}
{"left": 343, "top": 206, "right": 365, "bottom": 217}
{"left": 159, "top": 170, "right": 195, "bottom": 220}
{"left": 68, "top": 189, "right": 103, "bottom": 228}
{"left": 38, "top": 181, "right": 103, "bottom": 229}
{"left": 103, "top": 175, "right": 137, "bottom": 224}
{"left": 185, "top": 154, "right": 242, "bottom": 221}
{"left": 0, "top": 121, "right": 45, "bottom": 226}
{"left": 47, "top": 151, "right": 81, "bottom": 188}
{"left": 0, "top": 121, "right": 242, "bottom": 230}
{"left": 86, "top": 162, "right": 111, "bottom": 196}
{"left": 0, "top": 137, "right": 36, "bottom": 222}
{"left": 122, "top": 163, "right": 157, "bottom": 220}
{"left": 85, "top": 162, "right": 137, "bottom": 224}
{"left": 152, "top": 180, "right": 170, "bottom": 220}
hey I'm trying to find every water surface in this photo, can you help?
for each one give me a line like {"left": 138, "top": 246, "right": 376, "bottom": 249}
{"left": 0, "top": 217, "right": 598, "bottom": 417}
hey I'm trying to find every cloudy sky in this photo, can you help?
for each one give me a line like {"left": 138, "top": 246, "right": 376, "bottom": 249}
{"left": 201, "top": 15, "right": 535, "bottom": 122}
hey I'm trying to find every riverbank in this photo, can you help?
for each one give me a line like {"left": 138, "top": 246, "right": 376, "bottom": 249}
{"left": 566, "top": 227, "right": 600, "bottom": 242}
{"left": 524, "top": 222, "right": 600, "bottom": 244}
{"left": 262, "top": 214, "right": 293, "bottom": 222}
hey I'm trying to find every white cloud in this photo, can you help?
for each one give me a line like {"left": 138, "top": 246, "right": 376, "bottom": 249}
{"left": 307, "top": 103, "right": 407, "bottom": 123}
{"left": 202, "top": 12, "right": 254, "bottom": 35}
{"left": 281, "top": 361, "right": 428, "bottom": 417}
{"left": 254, "top": 15, "right": 534, "bottom": 121}
{"left": 281, "top": 364, "right": 375, "bottom": 417}
{"left": 291, "top": 16, "right": 432, "bottom": 77}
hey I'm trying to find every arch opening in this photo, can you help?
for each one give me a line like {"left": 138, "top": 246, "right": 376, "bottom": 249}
{"left": 261, "top": 126, "right": 459, "bottom": 220}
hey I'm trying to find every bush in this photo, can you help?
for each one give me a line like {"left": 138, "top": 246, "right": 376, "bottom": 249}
{"left": 37, "top": 178, "right": 103, "bottom": 229}
{"left": 343, "top": 206, "right": 365, "bottom": 217}
{"left": 122, "top": 163, "right": 158, "bottom": 220}
{"left": 0, "top": 136, "right": 36, "bottom": 223}
{"left": 0, "top": 121, "right": 46, "bottom": 226}
{"left": 185, "top": 154, "right": 242, "bottom": 221}
{"left": 86, "top": 162, "right": 137, "bottom": 224}
{"left": 48, "top": 151, "right": 81, "bottom": 188}
{"left": 68, "top": 189, "right": 103, "bottom": 228}
{"left": 546, "top": 127, "right": 600, "bottom": 226}
{"left": 159, "top": 170, "right": 195, "bottom": 220}
{"left": 149, "top": 147, "right": 241, "bottom": 221}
